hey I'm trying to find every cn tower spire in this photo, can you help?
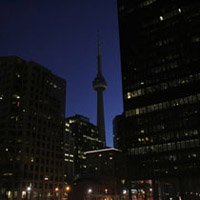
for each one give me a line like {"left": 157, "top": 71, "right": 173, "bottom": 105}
{"left": 93, "top": 34, "right": 107, "bottom": 147}
{"left": 97, "top": 34, "right": 102, "bottom": 75}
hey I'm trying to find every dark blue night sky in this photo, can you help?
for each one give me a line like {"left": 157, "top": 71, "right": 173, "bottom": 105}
{"left": 0, "top": 0, "right": 123, "bottom": 147}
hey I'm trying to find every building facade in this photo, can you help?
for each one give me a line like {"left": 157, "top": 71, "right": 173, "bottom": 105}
{"left": 65, "top": 115, "right": 103, "bottom": 178}
{"left": 64, "top": 121, "right": 75, "bottom": 183}
{"left": 118, "top": 0, "right": 200, "bottom": 199}
{"left": 0, "top": 56, "right": 66, "bottom": 200}
{"left": 70, "top": 148, "right": 123, "bottom": 200}
{"left": 113, "top": 114, "right": 125, "bottom": 150}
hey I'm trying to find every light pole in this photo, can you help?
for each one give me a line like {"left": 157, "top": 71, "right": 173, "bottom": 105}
{"left": 65, "top": 185, "right": 71, "bottom": 200}
{"left": 54, "top": 187, "right": 60, "bottom": 200}
{"left": 26, "top": 185, "right": 31, "bottom": 200}
{"left": 87, "top": 188, "right": 93, "bottom": 200}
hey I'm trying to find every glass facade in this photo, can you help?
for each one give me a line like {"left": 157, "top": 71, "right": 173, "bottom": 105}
{"left": 118, "top": 0, "right": 200, "bottom": 198}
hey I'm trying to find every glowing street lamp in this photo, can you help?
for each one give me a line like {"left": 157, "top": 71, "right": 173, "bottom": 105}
{"left": 26, "top": 185, "right": 32, "bottom": 200}
{"left": 88, "top": 188, "right": 92, "bottom": 194}
{"left": 64, "top": 186, "right": 71, "bottom": 200}
{"left": 54, "top": 187, "right": 60, "bottom": 199}
{"left": 66, "top": 186, "right": 71, "bottom": 192}
{"left": 123, "top": 189, "right": 127, "bottom": 195}
{"left": 105, "top": 188, "right": 108, "bottom": 194}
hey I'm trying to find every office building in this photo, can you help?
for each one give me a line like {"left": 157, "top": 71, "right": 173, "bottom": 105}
{"left": 118, "top": 0, "right": 200, "bottom": 199}
{"left": 63, "top": 121, "right": 75, "bottom": 183}
{"left": 70, "top": 148, "right": 122, "bottom": 200}
{"left": 85, "top": 148, "right": 121, "bottom": 178}
{"left": 65, "top": 115, "right": 103, "bottom": 177}
{"left": 113, "top": 114, "right": 125, "bottom": 150}
{"left": 85, "top": 148, "right": 122, "bottom": 200}
{"left": 0, "top": 56, "right": 66, "bottom": 200}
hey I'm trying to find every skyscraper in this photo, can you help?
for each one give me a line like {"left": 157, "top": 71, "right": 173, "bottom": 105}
{"left": 118, "top": 0, "right": 200, "bottom": 198}
{"left": 65, "top": 115, "right": 103, "bottom": 177}
{"left": 0, "top": 56, "right": 66, "bottom": 200}
{"left": 93, "top": 40, "right": 107, "bottom": 147}
{"left": 113, "top": 114, "right": 125, "bottom": 150}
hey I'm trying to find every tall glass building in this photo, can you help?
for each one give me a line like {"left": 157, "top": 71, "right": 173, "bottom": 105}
{"left": 117, "top": 0, "right": 200, "bottom": 199}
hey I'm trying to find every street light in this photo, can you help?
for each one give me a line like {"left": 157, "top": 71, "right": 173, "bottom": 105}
{"left": 105, "top": 188, "right": 108, "bottom": 194}
{"left": 88, "top": 188, "right": 92, "bottom": 194}
{"left": 66, "top": 186, "right": 71, "bottom": 192}
{"left": 26, "top": 186, "right": 31, "bottom": 200}
{"left": 123, "top": 189, "right": 127, "bottom": 195}
{"left": 64, "top": 186, "right": 71, "bottom": 200}
{"left": 54, "top": 187, "right": 59, "bottom": 200}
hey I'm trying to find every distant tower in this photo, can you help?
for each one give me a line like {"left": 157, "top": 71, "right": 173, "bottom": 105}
{"left": 93, "top": 38, "right": 107, "bottom": 147}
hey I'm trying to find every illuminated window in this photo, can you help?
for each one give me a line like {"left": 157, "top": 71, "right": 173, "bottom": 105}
{"left": 6, "top": 191, "right": 12, "bottom": 198}
{"left": 16, "top": 73, "right": 21, "bottom": 78}
{"left": 136, "top": 108, "right": 140, "bottom": 115}
{"left": 127, "top": 92, "right": 132, "bottom": 99}
{"left": 13, "top": 94, "right": 20, "bottom": 99}
{"left": 53, "top": 84, "right": 57, "bottom": 89}
{"left": 126, "top": 93, "right": 200, "bottom": 116}
{"left": 140, "top": 0, "right": 156, "bottom": 7}
{"left": 22, "top": 191, "right": 26, "bottom": 198}
{"left": 159, "top": 16, "right": 164, "bottom": 21}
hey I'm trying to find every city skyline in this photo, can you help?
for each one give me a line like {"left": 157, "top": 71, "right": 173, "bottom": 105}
{"left": 1, "top": 1, "right": 200, "bottom": 199}
{"left": 0, "top": 0, "right": 122, "bottom": 147}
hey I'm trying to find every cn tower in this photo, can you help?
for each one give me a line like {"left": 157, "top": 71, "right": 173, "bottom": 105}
{"left": 92, "top": 39, "right": 107, "bottom": 147}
